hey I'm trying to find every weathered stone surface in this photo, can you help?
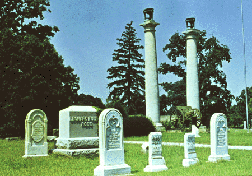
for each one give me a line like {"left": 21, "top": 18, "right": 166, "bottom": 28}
{"left": 55, "top": 137, "right": 98, "bottom": 149}
{"left": 208, "top": 113, "right": 230, "bottom": 162}
{"left": 94, "top": 108, "right": 131, "bottom": 176}
{"left": 144, "top": 132, "right": 168, "bottom": 172}
{"left": 183, "top": 133, "right": 199, "bottom": 167}
{"left": 192, "top": 125, "right": 200, "bottom": 137}
{"left": 23, "top": 109, "right": 48, "bottom": 158}
{"left": 141, "top": 142, "right": 149, "bottom": 153}
{"left": 53, "top": 148, "right": 99, "bottom": 156}
{"left": 54, "top": 106, "right": 99, "bottom": 156}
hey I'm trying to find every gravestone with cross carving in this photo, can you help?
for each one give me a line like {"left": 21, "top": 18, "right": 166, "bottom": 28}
{"left": 183, "top": 133, "right": 199, "bottom": 167}
{"left": 23, "top": 109, "right": 48, "bottom": 158}
{"left": 208, "top": 113, "right": 230, "bottom": 162}
{"left": 94, "top": 108, "right": 131, "bottom": 176}
{"left": 144, "top": 132, "right": 168, "bottom": 172}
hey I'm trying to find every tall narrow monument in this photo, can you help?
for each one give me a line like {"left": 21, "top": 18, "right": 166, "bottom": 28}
{"left": 140, "top": 8, "right": 162, "bottom": 130}
{"left": 183, "top": 18, "right": 200, "bottom": 111}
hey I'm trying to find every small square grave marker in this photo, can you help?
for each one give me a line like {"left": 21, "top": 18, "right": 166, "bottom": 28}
{"left": 183, "top": 133, "right": 198, "bottom": 167}
{"left": 144, "top": 132, "right": 168, "bottom": 172}
{"left": 23, "top": 109, "right": 48, "bottom": 158}
{"left": 208, "top": 113, "right": 230, "bottom": 162}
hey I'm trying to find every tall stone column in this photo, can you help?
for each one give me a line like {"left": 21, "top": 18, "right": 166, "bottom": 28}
{"left": 140, "top": 8, "right": 162, "bottom": 129}
{"left": 183, "top": 18, "right": 200, "bottom": 111}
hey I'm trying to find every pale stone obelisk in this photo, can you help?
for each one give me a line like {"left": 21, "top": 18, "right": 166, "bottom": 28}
{"left": 183, "top": 18, "right": 200, "bottom": 111}
{"left": 140, "top": 8, "right": 162, "bottom": 130}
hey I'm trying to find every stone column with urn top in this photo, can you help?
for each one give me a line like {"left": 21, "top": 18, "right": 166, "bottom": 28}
{"left": 183, "top": 18, "right": 201, "bottom": 135}
{"left": 183, "top": 17, "right": 200, "bottom": 112}
{"left": 140, "top": 8, "right": 162, "bottom": 131}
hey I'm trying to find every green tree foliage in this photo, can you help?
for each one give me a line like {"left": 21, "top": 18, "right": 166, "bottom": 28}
{"left": 0, "top": 0, "right": 80, "bottom": 137}
{"left": 159, "top": 31, "right": 234, "bottom": 126}
{"left": 228, "top": 87, "right": 252, "bottom": 127}
{"left": 74, "top": 94, "right": 105, "bottom": 109}
{"left": 107, "top": 21, "right": 145, "bottom": 115}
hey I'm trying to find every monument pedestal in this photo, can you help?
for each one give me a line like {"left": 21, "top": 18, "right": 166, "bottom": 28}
{"left": 94, "top": 164, "right": 131, "bottom": 176}
{"left": 183, "top": 158, "right": 199, "bottom": 167}
{"left": 53, "top": 148, "right": 98, "bottom": 156}
{"left": 23, "top": 142, "right": 49, "bottom": 158}
{"left": 53, "top": 137, "right": 99, "bottom": 156}
{"left": 208, "top": 154, "right": 230, "bottom": 162}
{"left": 144, "top": 157, "right": 168, "bottom": 172}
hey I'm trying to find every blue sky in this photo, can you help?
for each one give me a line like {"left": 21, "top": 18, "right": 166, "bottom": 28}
{"left": 41, "top": 0, "right": 252, "bottom": 104}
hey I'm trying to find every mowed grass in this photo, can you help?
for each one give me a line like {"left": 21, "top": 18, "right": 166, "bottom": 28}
{"left": 125, "top": 128, "right": 252, "bottom": 146}
{"left": 1, "top": 129, "right": 252, "bottom": 175}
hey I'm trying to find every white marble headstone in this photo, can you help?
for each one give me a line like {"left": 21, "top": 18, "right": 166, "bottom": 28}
{"left": 183, "top": 133, "right": 198, "bottom": 167}
{"left": 94, "top": 108, "right": 131, "bottom": 176}
{"left": 23, "top": 109, "right": 48, "bottom": 158}
{"left": 144, "top": 132, "right": 168, "bottom": 172}
{"left": 192, "top": 125, "right": 200, "bottom": 137}
{"left": 208, "top": 113, "right": 230, "bottom": 162}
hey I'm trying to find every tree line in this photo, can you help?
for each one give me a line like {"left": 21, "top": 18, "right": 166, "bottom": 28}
{"left": 1, "top": 1, "right": 250, "bottom": 137}
{"left": 107, "top": 23, "right": 251, "bottom": 128}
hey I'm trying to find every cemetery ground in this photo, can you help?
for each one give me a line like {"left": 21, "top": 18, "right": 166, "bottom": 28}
{"left": 1, "top": 129, "right": 252, "bottom": 175}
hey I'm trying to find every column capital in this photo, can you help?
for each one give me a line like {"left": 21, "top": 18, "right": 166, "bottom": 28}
{"left": 140, "top": 20, "right": 160, "bottom": 32}
{"left": 183, "top": 29, "right": 200, "bottom": 39}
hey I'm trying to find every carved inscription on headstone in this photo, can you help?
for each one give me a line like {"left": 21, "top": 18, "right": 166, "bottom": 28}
{"left": 208, "top": 113, "right": 230, "bottom": 162}
{"left": 32, "top": 120, "right": 44, "bottom": 143}
{"left": 216, "top": 114, "right": 227, "bottom": 155}
{"left": 106, "top": 110, "right": 121, "bottom": 150}
{"left": 151, "top": 135, "right": 162, "bottom": 156}
{"left": 188, "top": 136, "right": 195, "bottom": 153}
{"left": 23, "top": 109, "right": 48, "bottom": 158}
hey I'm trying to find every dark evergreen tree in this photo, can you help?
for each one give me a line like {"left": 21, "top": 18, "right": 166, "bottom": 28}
{"left": 107, "top": 21, "right": 145, "bottom": 115}
{"left": 74, "top": 94, "right": 105, "bottom": 109}
{"left": 159, "top": 31, "right": 234, "bottom": 126}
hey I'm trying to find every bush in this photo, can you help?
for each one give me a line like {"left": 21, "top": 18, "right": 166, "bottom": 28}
{"left": 162, "top": 120, "right": 175, "bottom": 131}
{"left": 124, "top": 115, "right": 155, "bottom": 137}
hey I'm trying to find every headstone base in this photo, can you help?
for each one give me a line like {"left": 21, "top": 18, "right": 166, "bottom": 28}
{"left": 23, "top": 154, "right": 48, "bottom": 158}
{"left": 55, "top": 137, "right": 99, "bottom": 149}
{"left": 208, "top": 154, "right": 230, "bottom": 162}
{"left": 182, "top": 158, "right": 199, "bottom": 167}
{"left": 144, "top": 157, "right": 168, "bottom": 172}
{"left": 23, "top": 142, "right": 48, "bottom": 158}
{"left": 53, "top": 148, "right": 98, "bottom": 156}
{"left": 144, "top": 164, "right": 168, "bottom": 172}
{"left": 94, "top": 164, "right": 131, "bottom": 176}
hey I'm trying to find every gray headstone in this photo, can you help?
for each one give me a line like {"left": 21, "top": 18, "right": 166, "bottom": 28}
{"left": 208, "top": 113, "right": 230, "bottom": 162}
{"left": 144, "top": 132, "right": 168, "bottom": 172}
{"left": 23, "top": 109, "right": 48, "bottom": 158}
{"left": 94, "top": 108, "right": 131, "bottom": 176}
{"left": 183, "top": 133, "right": 198, "bottom": 167}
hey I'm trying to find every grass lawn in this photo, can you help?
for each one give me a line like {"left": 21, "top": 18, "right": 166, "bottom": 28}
{"left": 1, "top": 129, "right": 252, "bottom": 175}
{"left": 125, "top": 128, "right": 252, "bottom": 146}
